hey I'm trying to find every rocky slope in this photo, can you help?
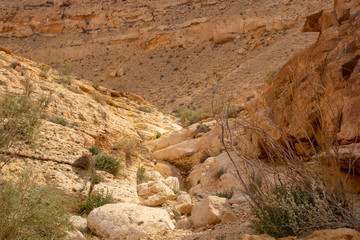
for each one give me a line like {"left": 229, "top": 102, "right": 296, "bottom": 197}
{"left": 0, "top": 0, "right": 332, "bottom": 109}
{"left": 0, "top": 48, "right": 181, "bottom": 198}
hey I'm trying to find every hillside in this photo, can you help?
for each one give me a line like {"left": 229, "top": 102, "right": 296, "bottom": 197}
{"left": 0, "top": 0, "right": 331, "bottom": 109}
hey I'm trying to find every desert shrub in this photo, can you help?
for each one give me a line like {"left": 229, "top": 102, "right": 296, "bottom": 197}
{"left": 50, "top": 116, "right": 69, "bottom": 126}
{"left": 90, "top": 171, "right": 104, "bottom": 185}
{"left": 138, "top": 106, "right": 151, "bottom": 113}
{"left": 95, "top": 154, "right": 121, "bottom": 176}
{"left": 9, "top": 61, "right": 20, "bottom": 69}
{"left": 0, "top": 169, "right": 71, "bottom": 239}
{"left": 264, "top": 68, "right": 279, "bottom": 84}
{"left": 72, "top": 154, "right": 92, "bottom": 169}
{"left": 215, "top": 168, "right": 226, "bottom": 179}
{"left": 0, "top": 79, "right": 49, "bottom": 169}
{"left": 156, "top": 134, "right": 161, "bottom": 139}
{"left": 137, "top": 166, "right": 150, "bottom": 184}
{"left": 176, "top": 107, "right": 204, "bottom": 126}
{"left": 196, "top": 123, "right": 210, "bottom": 133}
{"left": 216, "top": 235, "right": 226, "bottom": 240}
{"left": 79, "top": 189, "right": 113, "bottom": 215}
{"left": 88, "top": 145, "right": 101, "bottom": 155}
{"left": 215, "top": 189, "right": 234, "bottom": 200}
{"left": 250, "top": 183, "right": 357, "bottom": 238}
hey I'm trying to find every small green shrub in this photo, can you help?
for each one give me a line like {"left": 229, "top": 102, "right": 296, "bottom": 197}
{"left": 9, "top": 61, "right": 20, "bottom": 69}
{"left": 215, "top": 189, "right": 234, "bottom": 199}
{"left": 174, "top": 210, "right": 182, "bottom": 222}
{"left": 36, "top": 65, "right": 50, "bottom": 72}
{"left": 264, "top": 68, "right": 279, "bottom": 84}
{"left": 137, "top": 166, "right": 149, "bottom": 184}
{"left": 0, "top": 79, "right": 49, "bottom": 169}
{"left": 156, "top": 134, "right": 161, "bottom": 139}
{"left": 0, "top": 169, "right": 71, "bottom": 239}
{"left": 88, "top": 145, "right": 101, "bottom": 155}
{"left": 176, "top": 107, "right": 204, "bottom": 126}
{"left": 251, "top": 184, "right": 357, "bottom": 238}
{"left": 79, "top": 189, "right": 113, "bottom": 215}
{"left": 138, "top": 106, "right": 151, "bottom": 113}
{"left": 50, "top": 116, "right": 69, "bottom": 126}
{"left": 196, "top": 123, "right": 210, "bottom": 133}
{"left": 216, "top": 235, "right": 226, "bottom": 240}
{"left": 72, "top": 154, "right": 92, "bottom": 169}
{"left": 215, "top": 168, "right": 226, "bottom": 179}
{"left": 95, "top": 154, "right": 121, "bottom": 176}
{"left": 90, "top": 171, "right": 104, "bottom": 185}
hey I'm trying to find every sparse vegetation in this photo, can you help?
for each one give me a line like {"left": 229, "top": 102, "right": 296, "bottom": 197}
{"left": 88, "top": 145, "right": 101, "bottom": 155}
{"left": 95, "top": 154, "right": 121, "bottom": 176}
{"left": 174, "top": 210, "right": 182, "bottom": 222}
{"left": 9, "top": 61, "right": 20, "bottom": 69}
{"left": 264, "top": 68, "right": 279, "bottom": 84}
{"left": 215, "top": 168, "right": 226, "bottom": 179}
{"left": 216, "top": 235, "right": 226, "bottom": 240}
{"left": 90, "top": 171, "right": 104, "bottom": 185}
{"left": 196, "top": 123, "right": 210, "bottom": 133}
{"left": 50, "top": 116, "right": 69, "bottom": 126}
{"left": 0, "top": 79, "right": 49, "bottom": 169}
{"left": 72, "top": 154, "right": 92, "bottom": 170}
{"left": 138, "top": 106, "right": 151, "bottom": 113}
{"left": 215, "top": 189, "right": 234, "bottom": 200}
{"left": 156, "top": 134, "right": 161, "bottom": 139}
{"left": 137, "top": 166, "right": 151, "bottom": 184}
{"left": 79, "top": 189, "right": 113, "bottom": 215}
{"left": 0, "top": 169, "right": 71, "bottom": 239}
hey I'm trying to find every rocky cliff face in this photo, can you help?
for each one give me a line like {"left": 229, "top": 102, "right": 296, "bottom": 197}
{"left": 0, "top": 0, "right": 331, "bottom": 108}
{"left": 236, "top": 0, "right": 360, "bottom": 181}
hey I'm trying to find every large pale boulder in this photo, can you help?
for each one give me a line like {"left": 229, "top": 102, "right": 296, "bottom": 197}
{"left": 70, "top": 216, "right": 88, "bottom": 232}
{"left": 137, "top": 180, "right": 177, "bottom": 207}
{"left": 191, "top": 196, "right": 236, "bottom": 227}
{"left": 164, "top": 176, "right": 180, "bottom": 192}
{"left": 87, "top": 203, "right": 175, "bottom": 240}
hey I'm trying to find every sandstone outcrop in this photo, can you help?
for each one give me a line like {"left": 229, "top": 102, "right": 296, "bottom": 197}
{"left": 191, "top": 196, "right": 236, "bottom": 227}
{"left": 154, "top": 121, "right": 223, "bottom": 167}
{"left": 87, "top": 203, "right": 175, "bottom": 240}
{"left": 137, "top": 180, "right": 178, "bottom": 207}
{"left": 254, "top": 0, "right": 360, "bottom": 173}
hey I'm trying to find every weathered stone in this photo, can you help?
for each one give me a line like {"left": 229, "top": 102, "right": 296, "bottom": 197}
{"left": 137, "top": 180, "right": 177, "bottom": 207}
{"left": 191, "top": 196, "right": 235, "bottom": 227}
{"left": 87, "top": 203, "right": 175, "bottom": 240}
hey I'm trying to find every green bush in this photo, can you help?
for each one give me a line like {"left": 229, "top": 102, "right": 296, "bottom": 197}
{"left": 264, "top": 68, "right": 279, "bottom": 84}
{"left": 156, "top": 134, "right": 161, "bottom": 139}
{"left": 175, "top": 107, "right": 204, "bottom": 126}
{"left": 0, "top": 79, "right": 49, "bottom": 169}
{"left": 0, "top": 169, "right": 71, "bottom": 239}
{"left": 137, "top": 166, "right": 149, "bottom": 184}
{"left": 88, "top": 145, "right": 101, "bottom": 155}
{"left": 9, "top": 61, "right": 20, "bottom": 69}
{"left": 95, "top": 154, "right": 121, "bottom": 176}
{"left": 79, "top": 189, "right": 113, "bottom": 215}
{"left": 50, "top": 116, "right": 69, "bottom": 126}
{"left": 251, "top": 184, "right": 357, "bottom": 238}
{"left": 196, "top": 124, "right": 210, "bottom": 133}
{"left": 90, "top": 171, "right": 104, "bottom": 185}
{"left": 215, "top": 189, "right": 234, "bottom": 200}
{"left": 215, "top": 168, "right": 226, "bottom": 179}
